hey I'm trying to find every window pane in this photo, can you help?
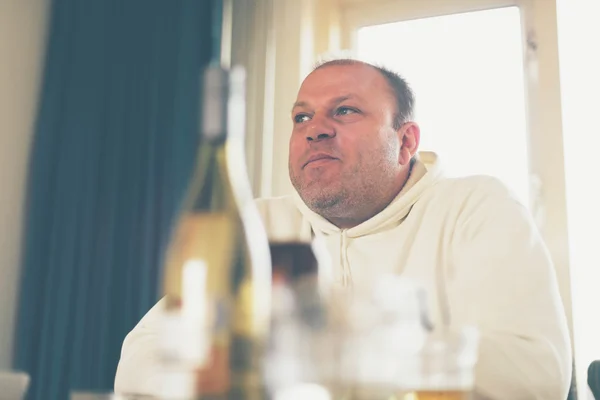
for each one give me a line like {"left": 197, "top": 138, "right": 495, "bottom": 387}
{"left": 357, "top": 7, "right": 530, "bottom": 206}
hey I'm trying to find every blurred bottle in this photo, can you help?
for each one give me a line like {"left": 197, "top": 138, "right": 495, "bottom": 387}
{"left": 265, "top": 238, "right": 332, "bottom": 400}
{"left": 270, "top": 242, "right": 318, "bottom": 280}
{"left": 158, "top": 65, "right": 271, "bottom": 400}
{"left": 270, "top": 239, "right": 331, "bottom": 328}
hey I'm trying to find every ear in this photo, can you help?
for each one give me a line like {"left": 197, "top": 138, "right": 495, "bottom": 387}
{"left": 398, "top": 122, "right": 420, "bottom": 166}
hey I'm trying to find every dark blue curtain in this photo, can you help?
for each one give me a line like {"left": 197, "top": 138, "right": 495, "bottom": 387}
{"left": 13, "top": 0, "right": 222, "bottom": 399}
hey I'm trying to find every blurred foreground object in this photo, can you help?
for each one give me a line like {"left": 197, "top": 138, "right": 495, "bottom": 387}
{"left": 0, "top": 371, "right": 30, "bottom": 400}
{"left": 265, "top": 266, "right": 480, "bottom": 400}
{"left": 158, "top": 65, "right": 271, "bottom": 399}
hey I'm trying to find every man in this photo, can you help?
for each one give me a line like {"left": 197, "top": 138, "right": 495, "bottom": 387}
{"left": 115, "top": 60, "right": 572, "bottom": 399}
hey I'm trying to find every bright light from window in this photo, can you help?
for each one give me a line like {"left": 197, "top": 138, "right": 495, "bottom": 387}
{"left": 357, "top": 7, "right": 530, "bottom": 207}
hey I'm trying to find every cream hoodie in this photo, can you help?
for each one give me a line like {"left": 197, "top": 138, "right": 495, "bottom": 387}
{"left": 115, "top": 153, "right": 571, "bottom": 399}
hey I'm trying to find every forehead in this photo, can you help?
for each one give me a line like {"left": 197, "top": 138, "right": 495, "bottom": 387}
{"left": 296, "top": 64, "right": 392, "bottom": 105}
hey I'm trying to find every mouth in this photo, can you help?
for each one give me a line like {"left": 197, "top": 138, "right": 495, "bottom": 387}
{"left": 302, "top": 154, "right": 338, "bottom": 169}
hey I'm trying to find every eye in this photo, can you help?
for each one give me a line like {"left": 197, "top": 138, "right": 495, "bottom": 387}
{"left": 335, "top": 106, "right": 358, "bottom": 116}
{"left": 293, "top": 113, "right": 311, "bottom": 123}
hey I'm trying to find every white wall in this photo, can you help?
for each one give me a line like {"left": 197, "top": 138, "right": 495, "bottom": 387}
{"left": 230, "top": 0, "right": 278, "bottom": 198}
{"left": 0, "top": 0, "right": 49, "bottom": 369}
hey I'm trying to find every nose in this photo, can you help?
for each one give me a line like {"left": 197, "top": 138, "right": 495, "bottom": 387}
{"left": 306, "top": 115, "right": 336, "bottom": 142}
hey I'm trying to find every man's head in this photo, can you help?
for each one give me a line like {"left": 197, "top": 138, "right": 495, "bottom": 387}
{"left": 288, "top": 59, "right": 420, "bottom": 228}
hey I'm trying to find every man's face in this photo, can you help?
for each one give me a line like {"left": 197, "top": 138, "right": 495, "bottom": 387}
{"left": 288, "top": 63, "right": 407, "bottom": 220}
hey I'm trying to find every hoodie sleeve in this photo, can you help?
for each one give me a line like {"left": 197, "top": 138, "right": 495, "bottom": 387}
{"left": 449, "top": 177, "right": 572, "bottom": 400}
{"left": 114, "top": 298, "right": 165, "bottom": 396}
{"left": 113, "top": 197, "right": 299, "bottom": 395}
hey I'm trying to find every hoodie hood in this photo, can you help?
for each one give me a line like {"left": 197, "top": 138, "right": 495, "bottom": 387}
{"left": 292, "top": 151, "right": 443, "bottom": 238}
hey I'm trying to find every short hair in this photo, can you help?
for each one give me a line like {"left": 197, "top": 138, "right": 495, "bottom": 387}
{"left": 313, "top": 59, "right": 415, "bottom": 130}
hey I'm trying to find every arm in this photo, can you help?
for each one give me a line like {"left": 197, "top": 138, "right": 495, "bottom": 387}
{"left": 114, "top": 298, "right": 165, "bottom": 396}
{"left": 113, "top": 199, "right": 287, "bottom": 396}
{"left": 448, "top": 178, "right": 571, "bottom": 400}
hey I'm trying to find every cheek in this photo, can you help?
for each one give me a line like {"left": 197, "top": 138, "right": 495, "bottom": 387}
{"left": 376, "top": 129, "right": 400, "bottom": 159}
{"left": 341, "top": 130, "right": 369, "bottom": 158}
{"left": 351, "top": 132, "right": 395, "bottom": 167}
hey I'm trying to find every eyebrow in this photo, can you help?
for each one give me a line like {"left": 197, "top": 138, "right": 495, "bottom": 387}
{"left": 291, "top": 95, "right": 355, "bottom": 114}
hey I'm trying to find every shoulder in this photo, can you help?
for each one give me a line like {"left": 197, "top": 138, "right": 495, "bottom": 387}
{"left": 427, "top": 174, "right": 525, "bottom": 213}
{"left": 434, "top": 174, "right": 520, "bottom": 201}
{"left": 422, "top": 175, "right": 533, "bottom": 236}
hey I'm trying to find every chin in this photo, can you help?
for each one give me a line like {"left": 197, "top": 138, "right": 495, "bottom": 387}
{"left": 301, "top": 188, "right": 344, "bottom": 212}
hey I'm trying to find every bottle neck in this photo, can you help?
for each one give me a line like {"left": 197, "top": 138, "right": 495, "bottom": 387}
{"left": 198, "top": 65, "right": 253, "bottom": 210}
{"left": 190, "top": 139, "right": 231, "bottom": 212}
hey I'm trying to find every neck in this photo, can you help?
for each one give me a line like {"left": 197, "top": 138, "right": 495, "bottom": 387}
{"left": 325, "top": 162, "right": 413, "bottom": 229}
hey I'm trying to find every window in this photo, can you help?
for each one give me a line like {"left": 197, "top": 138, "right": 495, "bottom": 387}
{"left": 356, "top": 7, "right": 531, "bottom": 206}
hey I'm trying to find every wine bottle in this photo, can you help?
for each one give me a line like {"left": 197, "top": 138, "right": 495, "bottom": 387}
{"left": 159, "top": 64, "right": 271, "bottom": 400}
